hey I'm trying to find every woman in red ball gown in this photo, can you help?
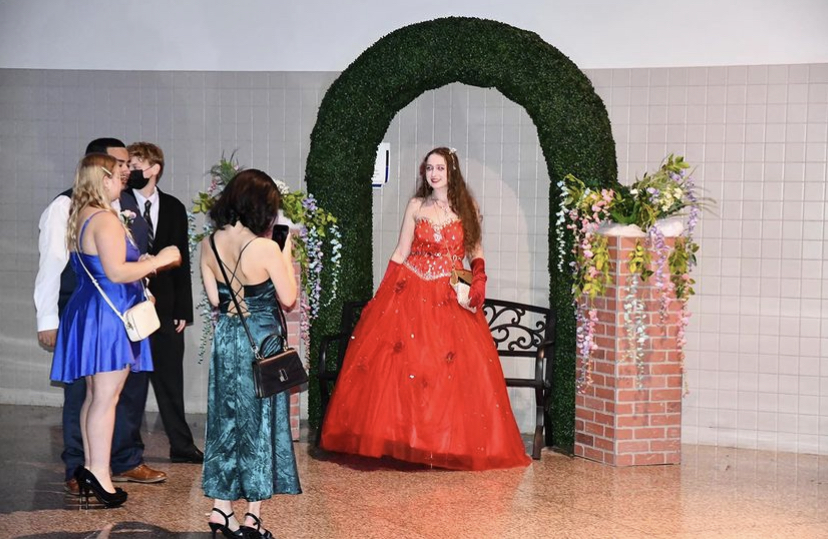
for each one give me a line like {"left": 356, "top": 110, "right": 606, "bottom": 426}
{"left": 320, "top": 147, "right": 530, "bottom": 471}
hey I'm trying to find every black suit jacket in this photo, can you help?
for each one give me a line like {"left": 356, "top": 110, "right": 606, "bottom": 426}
{"left": 139, "top": 189, "right": 194, "bottom": 323}
{"left": 119, "top": 190, "right": 150, "bottom": 254}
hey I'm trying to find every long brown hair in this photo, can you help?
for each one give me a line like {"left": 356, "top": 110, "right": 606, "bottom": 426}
{"left": 66, "top": 153, "right": 119, "bottom": 252}
{"left": 414, "top": 147, "right": 481, "bottom": 254}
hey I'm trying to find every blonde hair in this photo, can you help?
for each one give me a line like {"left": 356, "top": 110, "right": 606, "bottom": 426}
{"left": 66, "top": 153, "right": 120, "bottom": 252}
{"left": 127, "top": 141, "right": 165, "bottom": 181}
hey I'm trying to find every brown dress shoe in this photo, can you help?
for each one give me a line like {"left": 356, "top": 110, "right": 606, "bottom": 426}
{"left": 64, "top": 478, "right": 80, "bottom": 496}
{"left": 111, "top": 463, "right": 167, "bottom": 483}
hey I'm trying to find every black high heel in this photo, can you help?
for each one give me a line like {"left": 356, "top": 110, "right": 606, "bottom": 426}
{"left": 73, "top": 467, "right": 127, "bottom": 509}
{"left": 241, "top": 513, "right": 273, "bottom": 539}
{"left": 208, "top": 507, "right": 244, "bottom": 539}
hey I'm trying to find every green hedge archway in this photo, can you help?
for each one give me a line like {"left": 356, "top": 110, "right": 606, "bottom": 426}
{"left": 305, "top": 16, "right": 618, "bottom": 451}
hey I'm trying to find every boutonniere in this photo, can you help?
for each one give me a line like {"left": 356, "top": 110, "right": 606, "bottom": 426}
{"left": 120, "top": 209, "right": 137, "bottom": 226}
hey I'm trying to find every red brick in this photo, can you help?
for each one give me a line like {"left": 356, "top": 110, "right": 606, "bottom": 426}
{"left": 584, "top": 397, "right": 605, "bottom": 410}
{"left": 585, "top": 421, "right": 604, "bottom": 436}
{"left": 614, "top": 454, "right": 634, "bottom": 467}
{"left": 650, "top": 364, "right": 682, "bottom": 375}
{"left": 634, "top": 453, "right": 667, "bottom": 465}
{"left": 666, "top": 402, "right": 682, "bottom": 413}
{"left": 666, "top": 427, "right": 682, "bottom": 438}
{"left": 583, "top": 446, "right": 605, "bottom": 462}
{"left": 635, "top": 402, "right": 665, "bottom": 414}
{"left": 652, "top": 389, "right": 682, "bottom": 401}
{"left": 616, "top": 364, "right": 639, "bottom": 376}
{"left": 594, "top": 387, "right": 614, "bottom": 401}
{"left": 595, "top": 336, "right": 616, "bottom": 350}
{"left": 615, "top": 377, "right": 638, "bottom": 389}
{"left": 594, "top": 437, "right": 614, "bottom": 451}
{"left": 650, "top": 338, "right": 677, "bottom": 350}
{"left": 617, "top": 415, "right": 648, "bottom": 427}
{"left": 614, "top": 428, "right": 634, "bottom": 440}
{"left": 650, "top": 439, "right": 681, "bottom": 452}
{"left": 576, "top": 432, "right": 594, "bottom": 446}
{"left": 643, "top": 375, "right": 668, "bottom": 388}
{"left": 618, "top": 389, "right": 649, "bottom": 402}
{"left": 664, "top": 452, "right": 681, "bottom": 464}
{"left": 666, "top": 376, "right": 683, "bottom": 388}
{"left": 576, "top": 407, "right": 594, "bottom": 420}
{"left": 614, "top": 403, "right": 634, "bottom": 415}
{"left": 650, "top": 414, "right": 681, "bottom": 426}
{"left": 594, "top": 361, "right": 614, "bottom": 374}
{"left": 594, "top": 412, "right": 614, "bottom": 426}
{"left": 617, "top": 440, "right": 649, "bottom": 453}
{"left": 644, "top": 351, "right": 667, "bottom": 363}
{"left": 633, "top": 427, "right": 666, "bottom": 439}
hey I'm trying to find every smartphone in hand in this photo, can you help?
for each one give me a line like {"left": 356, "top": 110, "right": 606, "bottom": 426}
{"left": 272, "top": 224, "right": 290, "bottom": 250}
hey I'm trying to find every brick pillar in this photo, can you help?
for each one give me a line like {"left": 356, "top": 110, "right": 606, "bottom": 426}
{"left": 284, "top": 260, "right": 302, "bottom": 441}
{"left": 574, "top": 234, "right": 683, "bottom": 466}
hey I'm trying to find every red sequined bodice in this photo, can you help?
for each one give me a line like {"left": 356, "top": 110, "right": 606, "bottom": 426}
{"left": 403, "top": 218, "right": 465, "bottom": 280}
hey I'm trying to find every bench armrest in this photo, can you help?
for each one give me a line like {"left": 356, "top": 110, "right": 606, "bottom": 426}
{"left": 534, "top": 339, "right": 555, "bottom": 386}
{"left": 318, "top": 332, "right": 349, "bottom": 375}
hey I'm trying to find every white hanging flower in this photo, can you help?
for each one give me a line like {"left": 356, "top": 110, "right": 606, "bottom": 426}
{"left": 273, "top": 179, "right": 291, "bottom": 196}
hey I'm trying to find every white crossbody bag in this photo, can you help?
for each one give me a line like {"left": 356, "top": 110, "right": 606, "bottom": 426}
{"left": 76, "top": 242, "right": 160, "bottom": 342}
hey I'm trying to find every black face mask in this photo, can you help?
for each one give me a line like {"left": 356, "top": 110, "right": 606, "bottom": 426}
{"left": 127, "top": 169, "right": 150, "bottom": 190}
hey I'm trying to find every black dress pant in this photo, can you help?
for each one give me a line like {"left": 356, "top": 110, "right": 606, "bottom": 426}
{"left": 149, "top": 317, "right": 196, "bottom": 454}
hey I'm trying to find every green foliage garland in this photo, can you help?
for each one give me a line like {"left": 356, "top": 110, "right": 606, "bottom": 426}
{"left": 304, "top": 17, "right": 618, "bottom": 451}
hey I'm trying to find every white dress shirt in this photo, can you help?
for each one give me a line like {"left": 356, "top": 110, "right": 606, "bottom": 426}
{"left": 33, "top": 194, "right": 71, "bottom": 332}
{"left": 33, "top": 195, "right": 121, "bottom": 332}
{"left": 133, "top": 187, "right": 159, "bottom": 237}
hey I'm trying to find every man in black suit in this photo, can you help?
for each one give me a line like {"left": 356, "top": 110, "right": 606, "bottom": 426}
{"left": 126, "top": 142, "right": 202, "bottom": 463}
{"left": 35, "top": 138, "right": 167, "bottom": 493}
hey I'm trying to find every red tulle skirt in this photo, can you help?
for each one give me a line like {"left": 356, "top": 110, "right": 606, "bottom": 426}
{"left": 320, "top": 264, "right": 531, "bottom": 470}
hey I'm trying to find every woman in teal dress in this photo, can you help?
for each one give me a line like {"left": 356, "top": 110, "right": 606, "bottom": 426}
{"left": 200, "top": 169, "right": 300, "bottom": 539}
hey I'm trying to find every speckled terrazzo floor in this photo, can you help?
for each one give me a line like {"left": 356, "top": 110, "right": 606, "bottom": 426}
{"left": 1, "top": 404, "right": 827, "bottom": 538}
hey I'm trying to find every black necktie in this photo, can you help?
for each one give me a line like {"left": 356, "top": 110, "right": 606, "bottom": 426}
{"left": 144, "top": 200, "right": 155, "bottom": 251}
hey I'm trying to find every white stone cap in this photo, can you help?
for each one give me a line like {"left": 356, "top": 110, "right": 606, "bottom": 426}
{"left": 597, "top": 217, "right": 685, "bottom": 238}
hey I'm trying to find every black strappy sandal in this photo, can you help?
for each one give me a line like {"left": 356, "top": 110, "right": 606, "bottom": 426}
{"left": 208, "top": 507, "right": 244, "bottom": 538}
{"left": 241, "top": 512, "right": 274, "bottom": 539}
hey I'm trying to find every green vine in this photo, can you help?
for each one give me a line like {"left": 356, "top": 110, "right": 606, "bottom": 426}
{"left": 627, "top": 239, "right": 654, "bottom": 281}
{"left": 668, "top": 237, "right": 699, "bottom": 301}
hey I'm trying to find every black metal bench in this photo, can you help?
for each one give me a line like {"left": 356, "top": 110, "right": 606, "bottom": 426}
{"left": 316, "top": 298, "right": 556, "bottom": 459}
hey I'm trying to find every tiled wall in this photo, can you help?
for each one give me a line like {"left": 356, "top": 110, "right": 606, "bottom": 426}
{"left": 1, "top": 64, "right": 826, "bottom": 454}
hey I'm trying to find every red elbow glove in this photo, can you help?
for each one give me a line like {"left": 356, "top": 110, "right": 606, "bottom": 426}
{"left": 468, "top": 258, "right": 487, "bottom": 309}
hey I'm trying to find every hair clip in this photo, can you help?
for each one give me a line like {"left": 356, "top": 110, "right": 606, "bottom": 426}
{"left": 448, "top": 147, "right": 457, "bottom": 170}
{"left": 101, "top": 166, "right": 113, "bottom": 177}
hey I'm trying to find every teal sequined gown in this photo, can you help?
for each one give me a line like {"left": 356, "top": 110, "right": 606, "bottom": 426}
{"left": 202, "top": 280, "right": 301, "bottom": 501}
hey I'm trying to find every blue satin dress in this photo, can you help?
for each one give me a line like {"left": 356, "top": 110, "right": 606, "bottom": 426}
{"left": 202, "top": 279, "right": 301, "bottom": 502}
{"left": 50, "top": 211, "right": 153, "bottom": 383}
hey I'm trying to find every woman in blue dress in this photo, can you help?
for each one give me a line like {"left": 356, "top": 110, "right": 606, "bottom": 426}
{"left": 50, "top": 153, "right": 181, "bottom": 507}
{"left": 199, "top": 169, "right": 300, "bottom": 539}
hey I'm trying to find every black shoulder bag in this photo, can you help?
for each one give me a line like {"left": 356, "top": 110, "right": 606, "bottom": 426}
{"left": 210, "top": 234, "right": 308, "bottom": 398}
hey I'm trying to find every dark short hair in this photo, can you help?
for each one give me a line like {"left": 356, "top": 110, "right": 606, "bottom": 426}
{"left": 85, "top": 138, "right": 126, "bottom": 155}
{"left": 209, "top": 169, "right": 281, "bottom": 235}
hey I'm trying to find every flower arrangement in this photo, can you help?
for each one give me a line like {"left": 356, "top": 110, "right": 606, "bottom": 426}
{"left": 189, "top": 152, "right": 342, "bottom": 361}
{"left": 558, "top": 155, "right": 702, "bottom": 392}
{"left": 119, "top": 209, "right": 136, "bottom": 226}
